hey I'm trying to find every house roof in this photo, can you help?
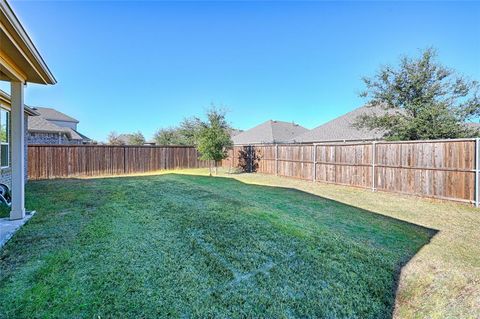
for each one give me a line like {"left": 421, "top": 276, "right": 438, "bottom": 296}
{"left": 293, "top": 106, "right": 386, "bottom": 143}
{"left": 228, "top": 128, "right": 243, "bottom": 138}
{"left": 1, "top": 89, "right": 88, "bottom": 140}
{"left": 73, "top": 129, "right": 91, "bottom": 142}
{"left": 232, "top": 120, "right": 309, "bottom": 145}
{"left": 28, "top": 116, "right": 83, "bottom": 140}
{"left": 32, "top": 107, "right": 79, "bottom": 123}
{"left": 0, "top": 0, "right": 56, "bottom": 84}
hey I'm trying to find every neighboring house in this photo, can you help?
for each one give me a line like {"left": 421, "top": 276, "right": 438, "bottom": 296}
{"left": 0, "top": 0, "right": 56, "bottom": 220}
{"left": 293, "top": 106, "right": 386, "bottom": 143}
{"left": 232, "top": 120, "right": 308, "bottom": 145}
{"left": 27, "top": 107, "right": 90, "bottom": 145}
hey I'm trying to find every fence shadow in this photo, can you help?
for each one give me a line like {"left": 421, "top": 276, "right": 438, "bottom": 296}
{"left": 26, "top": 173, "right": 438, "bottom": 318}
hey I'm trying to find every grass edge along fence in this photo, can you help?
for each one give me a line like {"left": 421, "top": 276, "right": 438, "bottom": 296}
{"left": 28, "top": 144, "right": 213, "bottom": 180}
{"left": 222, "top": 138, "right": 480, "bottom": 205}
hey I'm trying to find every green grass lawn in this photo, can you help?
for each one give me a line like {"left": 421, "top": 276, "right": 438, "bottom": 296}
{"left": 0, "top": 173, "right": 434, "bottom": 318}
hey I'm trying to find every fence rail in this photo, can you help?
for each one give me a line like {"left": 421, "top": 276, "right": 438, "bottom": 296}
{"left": 222, "top": 139, "right": 478, "bottom": 204}
{"left": 28, "top": 145, "right": 212, "bottom": 180}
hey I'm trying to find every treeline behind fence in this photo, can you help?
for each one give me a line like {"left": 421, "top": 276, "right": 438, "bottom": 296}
{"left": 222, "top": 139, "right": 478, "bottom": 205}
{"left": 28, "top": 145, "right": 212, "bottom": 180}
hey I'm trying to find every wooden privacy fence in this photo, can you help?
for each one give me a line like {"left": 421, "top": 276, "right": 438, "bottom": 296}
{"left": 28, "top": 145, "right": 212, "bottom": 180}
{"left": 222, "top": 139, "right": 479, "bottom": 205}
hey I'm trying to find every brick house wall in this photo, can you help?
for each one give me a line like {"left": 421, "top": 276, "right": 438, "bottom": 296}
{"left": 27, "top": 132, "right": 84, "bottom": 145}
{"left": 27, "top": 132, "right": 70, "bottom": 145}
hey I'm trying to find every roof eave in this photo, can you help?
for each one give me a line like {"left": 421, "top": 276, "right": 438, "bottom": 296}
{"left": 42, "top": 117, "right": 79, "bottom": 124}
{"left": 24, "top": 105, "right": 39, "bottom": 116}
{"left": 0, "top": 0, "right": 56, "bottom": 84}
{"left": 1, "top": 89, "right": 41, "bottom": 115}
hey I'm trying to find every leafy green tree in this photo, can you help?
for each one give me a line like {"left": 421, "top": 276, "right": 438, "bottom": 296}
{"left": 127, "top": 131, "right": 146, "bottom": 145}
{"left": 196, "top": 108, "right": 232, "bottom": 176}
{"left": 178, "top": 117, "right": 202, "bottom": 145}
{"left": 356, "top": 48, "right": 480, "bottom": 140}
{"left": 153, "top": 127, "right": 186, "bottom": 145}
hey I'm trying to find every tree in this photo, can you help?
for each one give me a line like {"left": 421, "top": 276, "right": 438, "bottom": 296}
{"left": 178, "top": 117, "right": 202, "bottom": 145}
{"left": 107, "top": 131, "right": 124, "bottom": 145}
{"left": 127, "top": 131, "right": 146, "bottom": 145}
{"left": 355, "top": 48, "right": 480, "bottom": 140}
{"left": 153, "top": 118, "right": 201, "bottom": 146}
{"left": 153, "top": 127, "right": 186, "bottom": 145}
{"left": 196, "top": 108, "right": 233, "bottom": 176}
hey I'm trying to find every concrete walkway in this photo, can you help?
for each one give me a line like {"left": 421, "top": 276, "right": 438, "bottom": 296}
{"left": 0, "top": 211, "right": 35, "bottom": 248}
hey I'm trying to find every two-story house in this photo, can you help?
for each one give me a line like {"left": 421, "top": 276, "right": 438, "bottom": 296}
{"left": 27, "top": 107, "right": 91, "bottom": 144}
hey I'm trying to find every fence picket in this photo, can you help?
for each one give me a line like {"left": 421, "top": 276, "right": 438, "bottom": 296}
{"left": 222, "top": 140, "right": 476, "bottom": 204}
{"left": 28, "top": 145, "right": 211, "bottom": 180}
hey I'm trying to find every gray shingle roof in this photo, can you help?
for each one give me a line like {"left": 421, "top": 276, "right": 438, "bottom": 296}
{"left": 1, "top": 89, "right": 89, "bottom": 141}
{"left": 32, "top": 107, "right": 79, "bottom": 123}
{"left": 28, "top": 116, "right": 62, "bottom": 133}
{"left": 232, "top": 120, "right": 309, "bottom": 145}
{"left": 293, "top": 106, "right": 386, "bottom": 143}
{"left": 73, "top": 129, "right": 92, "bottom": 142}
{"left": 28, "top": 116, "right": 83, "bottom": 140}
{"left": 228, "top": 128, "right": 243, "bottom": 138}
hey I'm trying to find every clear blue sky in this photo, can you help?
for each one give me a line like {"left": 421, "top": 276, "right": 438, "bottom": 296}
{"left": 2, "top": 1, "right": 479, "bottom": 142}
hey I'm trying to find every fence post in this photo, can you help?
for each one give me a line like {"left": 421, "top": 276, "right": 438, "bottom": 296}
{"left": 334, "top": 144, "right": 337, "bottom": 184}
{"left": 476, "top": 138, "right": 479, "bottom": 207}
{"left": 312, "top": 144, "right": 316, "bottom": 182}
{"left": 371, "top": 141, "right": 376, "bottom": 192}
{"left": 123, "top": 146, "right": 127, "bottom": 174}
{"left": 163, "top": 148, "right": 166, "bottom": 170}
{"left": 275, "top": 144, "right": 279, "bottom": 176}
{"left": 249, "top": 145, "right": 253, "bottom": 173}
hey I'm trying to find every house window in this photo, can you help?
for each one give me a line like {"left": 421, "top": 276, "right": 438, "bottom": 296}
{"left": 0, "top": 108, "right": 10, "bottom": 168}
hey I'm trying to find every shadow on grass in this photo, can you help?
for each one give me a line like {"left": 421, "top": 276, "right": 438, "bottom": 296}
{"left": 13, "top": 173, "right": 438, "bottom": 318}
{"left": 159, "top": 174, "right": 438, "bottom": 315}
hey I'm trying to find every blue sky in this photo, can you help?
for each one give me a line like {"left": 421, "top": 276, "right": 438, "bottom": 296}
{"left": 2, "top": 1, "right": 479, "bottom": 142}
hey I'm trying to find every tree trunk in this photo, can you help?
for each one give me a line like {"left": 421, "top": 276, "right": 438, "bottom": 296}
{"left": 214, "top": 162, "right": 218, "bottom": 175}
{"left": 209, "top": 163, "right": 212, "bottom": 176}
